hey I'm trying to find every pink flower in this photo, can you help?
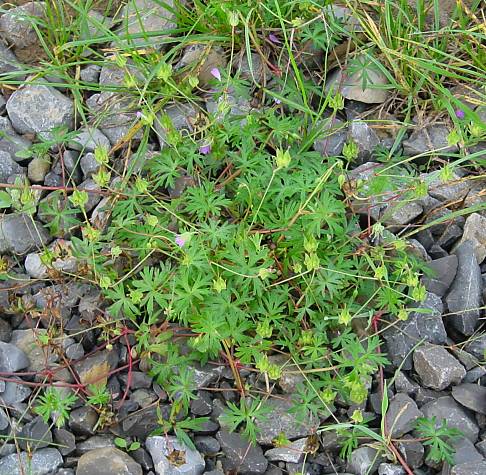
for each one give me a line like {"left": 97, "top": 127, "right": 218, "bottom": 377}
{"left": 210, "top": 68, "right": 221, "bottom": 81}
{"left": 175, "top": 234, "right": 186, "bottom": 247}
{"left": 199, "top": 143, "right": 211, "bottom": 155}
{"left": 268, "top": 33, "right": 281, "bottom": 44}
{"left": 455, "top": 109, "right": 465, "bottom": 119}
{"left": 136, "top": 111, "right": 143, "bottom": 119}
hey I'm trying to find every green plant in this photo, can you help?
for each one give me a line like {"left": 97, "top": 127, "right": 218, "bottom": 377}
{"left": 34, "top": 387, "right": 78, "bottom": 429}
{"left": 86, "top": 383, "right": 111, "bottom": 407}
{"left": 415, "top": 417, "right": 463, "bottom": 465}
{"left": 114, "top": 437, "right": 141, "bottom": 452}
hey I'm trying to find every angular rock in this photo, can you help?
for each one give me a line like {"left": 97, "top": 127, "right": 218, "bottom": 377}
{"left": 448, "top": 437, "right": 483, "bottom": 466}
{"left": 458, "top": 213, "right": 486, "bottom": 263}
{"left": 378, "top": 464, "right": 404, "bottom": 475}
{"left": 0, "top": 2, "right": 45, "bottom": 48}
{"left": 216, "top": 430, "right": 268, "bottom": 474}
{"left": 69, "top": 127, "right": 110, "bottom": 153}
{"left": 0, "top": 407, "right": 9, "bottom": 431}
{"left": 413, "top": 344, "right": 465, "bottom": 390}
{"left": 348, "top": 120, "right": 381, "bottom": 164}
{"left": 313, "top": 117, "right": 347, "bottom": 157}
{"left": 326, "top": 58, "right": 390, "bottom": 104}
{"left": 68, "top": 406, "right": 98, "bottom": 435}
{"left": 0, "top": 150, "right": 25, "bottom": 182}
{"left": 421, "top": 396, "right": 479, "bottom": 442}
{"left": 53, "top": 428, "right": 76, "bottom": 455}
{"left": 0, "top": 378, "right": 31, "bottom": 404}
{"left": 347, "top": 446, "right": 382, "bottom": 475}
{"left": 445, "top": 240, "right": 482, "bottom": 336}
{"left": 450, "top": 461, "right": 486, "bottom": 475}
{"left": 451, "top": 383, "right": 486, "bottom": 415}
{"left": 423, "top": 171, "right": 470, "bottom": 202}
{"left": 403, "top": 124, "right": 458, "bottom": 158}
{"left": 6, "top": 84, "right": 74, "bottom": 140}
{"left": 19, "top": 416, "right": 52, "bottom": 450}
{"left": 0, "top": 341, "right": 29, "bottom": 372}
{"left": 383, "top": 292, "right": 446, "bottom": 370}
{"left": 396, "top": 435, "right": 424, "bottom": 469}
{"left": 76, "top": 447, "right": 142, "bottom": 475}
{"left": 394, "top": 371, "right": 420, "bottom": 396}
{"left": 115, "top": 0, "right": 176, "bottom": 50}
{"left": 0, "top": 448, "right": 63, "bottom": 475}
{"left": 254, "top": 398, "right": 318, "bottom": 445}
{"left": 265, "top": 438, "right": 308, "bottom": 464}
{"left": 194, "top": 436, "right": 220, "bottom": 455}
{"left": 122, "top": 406, "right": 165, "bottom": 438}
{"left": 190, "top": 391, "right": 213, "bottom": 416}
{"left": 465, "top": 334, "right": 486, "bottom": 360}
{"left": 385, "top": 393, "right": 423, "bottom": 438}
{"left": 73, "top": 349, "right": 118, "bottom": 386}
{"left": 155, "top": 102, "right": 199, "bottom": 150}
{"left": 421, "top": 255, "right": 458, "bottom": 297}
{"left": 146, "top": 435, "right": 205, "bottom": 475}
{"left": 10, "top": 328, "right": 58, "bottom": 372}
{"left": 76, "top": 435, "right": 116, "bottom": 455}
{"left": 0, "top": 41, "right": 23, "bottom": 77}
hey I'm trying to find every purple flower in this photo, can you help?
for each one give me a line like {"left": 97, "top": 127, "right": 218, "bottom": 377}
{"left": 210, "top": 67, "right": 221, "bottom": 81}
{"left": 175, "top": 234, "right": 186, "bottom": 247}
{"left": 268, "top": 33, "right": 281, "bottom": 44}
{"left": 136, "top": 111, "right": 143, "bottom": 119}
{"left": 455, "top": 109, "right": 465, "bottom": 119}
{"left": 199, "top": 143, "right": 211, "bottom": 155}
{"left": 274, "top": 98, "right": 281, "bottom": 104}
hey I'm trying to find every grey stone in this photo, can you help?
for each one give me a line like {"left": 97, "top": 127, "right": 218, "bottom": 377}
{"left": 194, "top": 436, "right": 220, "bottom": 455}
{"left": 458, "top": 213, "right": 486, "bottom": 263}
{"left": 0, "top": 95, "right": 5, "bottom": 114}
{"left": 403, "top": 124, "right": 458, "bottom": 157}
{"left": 448, "top": 437, "right": 483, "bottom": 466}
{"left": 0, "top": 41, "right": 23, "bottom": 77}
{"left": 6, "top": 84, "right": 74, "bottom": 140}
{"left": 385, "top": 393, "right": 423, "bottom": 437}
{"left": 428, "top": 244, "right": 448, "bottom": 259}
{"left": 122, "top": 406, "right": 165, "bottom": 438}
{"left": 80, "top": 64, "right": 101, "bottom": 83}
{"left": 115, "top": 0, "right": 176, "bottom": 50}
{"left": 53, "top": 428, "right": 76, "bottom": 455}
{"left": 76, "top": 435, "right": 116, "bottom": 455}
{"left": 235, "top": 51, "right": 266, "bottom": 84}
{"left": 265, "top": 438, "right": 308, "bottom": 464}
{"left": 0, "top": 407, "right": 9, "bottom": 431}
{"left": 131, "top": 447, "right": 154, "bottom": 471}
{"left": 437, "top": 224, "right": 463, "bottom": 251}
{"left": 119, "top": 371, "right": 152, "bottom": 389}
{"left": 476, "top": 439, "right": 486, "bottom": 457}
{"left": 450, "top": 461, "right": 486, "bottom": 475}
{"left": 19, "top": 416, "right": 52, "bottom": 450}
{"left": 0, "top": 124, "right": 32, "bottom": 160}
{"left": 146, "top": 435, "right": 205, "bottom": 475}
{"left": 0, "top": 2, "right": 45, "bottom": 48}
{"left": 0, "top": 448, "right": 63, "bottom": 475}
{"left": 10, "top": 328, "right": 58, "bottom": 372}
{"left": 57, "top": 470, "right": 75, "bottom": 475}
{"left": 383, "top": 292, "right": 446, "bottom": 370}
{"left": 378, "top": 464, "right": 405, "bottom": 475}
{"left": 254, "top": 398, "right": 318, "bottom": 445}
{"left": 216, "top": 430, "right": 268, "bottom": 474}
{"left": 0, "top": 378, "right": 31, "bottom": 404}
{"left": 155, "top": 102, "right": 199, "bottom": 150}
{"left": 406, "top": 239, "right": 430, "bottom": 262}
{"left": 76, "top": 447, "right": 142, "bottom": 475}
{"left": 396, "top": 435, "right": 424, "bottom": 468}
{"left": 326, "top": 57, "right": 390, "bottom": 103}
{"left": 421, "top": 255, "right": 458, "bottom": 297}
{"left": 191, "top": 391, "right": 213, "bottom": 416}
{"left": 73, "top": 348, "right": 118, "bottom": 386}
{"left": 347, "top": 446, "right": 382, "bottom": 475}
{"left": 423, "top": 171, "right": 470, "bottom": 202}
{"left": 413, "top": 344, "right": 465, "bottom": 390}
{"left": 27, "top": 156, "right": 50, "bottom": 183}
{"left": 445, "top": 240, "right": 482, "bottom": 336}
{"left": 394, "top": 371, "right": 420, "bottom": 396}
{"left": 69, "top": 127, "right": 110, "bottom": 153}
{"left": 465, "top": 334, "right": 486, "bottom": 360}
{"left": 69, "top": 406, "right": 98, "bottom": 435}
{"left": 80, "top": 152, "right": 100, "bottom": 177}
{"left": 0, "top": 150, "right": 24, "bottom": 181}
{"left": 78, "top": 178, "right": 102, "bottom": 212}
{"left": 313, "top": 117, "right": 347, "bottom": 157}
{"left": 0, "top": 341, "right": 29, "bottom": 372}
{"left": 348, "top": 120, "right": 381, "bottom": 163}
{"left": 131, "top": 388, "right": 156, "bottom": 408}
{"left": 65, "top": 342, "right": 84, "bottom": 360}
{"left": 421, "top": 396, "right": 479, "bottom": 442}
{"left": 187, "top": 363, "right": 223, "bottom": 389}
{"left": 451, "top": 383, "right": 486, "bottom": 415}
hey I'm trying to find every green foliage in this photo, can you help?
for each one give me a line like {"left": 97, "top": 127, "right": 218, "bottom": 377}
{"left": 35, "top": 387, "right": 78, "bottom": 429}
{"left": 86, "top": 384, "right": 111, "bottom": 407}
{"left": 114, "top": 437, "right": 141, "bottom": 452}
{"left": 415, "top": 417, "right": 463, "bottom": 465}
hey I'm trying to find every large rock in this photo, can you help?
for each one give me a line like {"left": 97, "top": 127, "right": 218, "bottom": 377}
{"left": 421, "top": 255, "right": 458, "bottom": 297}
{"left": 384, "top": 393, "right": 423, "bottom": 438}
{"left": 313, "top": 117, "right": 347, "bottom": 157}
{"left": 0, "top": 150, "right": 25, "bottom": 182}
{"left": 6, "top": 84, "right": 74, "bottom": 140}
{"left": 10, "top": 329, "right": 58, "bottom": 372}
{"left": 347, "top": 446, "right": 382, "bottom": 475}
{"left": 445, "top": 240, "right": 482, "bottom": 336}
{"left": 18, "top": 416, "right": 52, "bottom": 450}
{"left": 458, "top": 213, "right": 486, "bottom": 263}
{"left": 0, "top": 341, "right": 29, "bottom": 372}
{"left": 69, "top": 127, "right": 110, "bottom": 153}
{"left": 146, "top": 436, "right": 205, "bottom": 475}
{"left": 347, "top": 120, "right": 381, "bottom": 164}
{"left": 450, "top": 461, "right": 486, "bottom": 475}
{"left": 0, "top": 2, "right": 45, "bottom": 48}
{"left": 76, "top": 447, "right": 142, "bottom": 475}
{"left": 216, "top": 430, "right": 268, "bottom": 474}
{"left": 403, "top": 124, "right": 458, "bottom": 158}
{"left": 383, "top": 292, "right": 446, "bottom": 370}
{"left": 451, "top": 383, "right": 486, "bottom": 415}
{"left": 0, "top": 448, "right": 63, "bottom": 475}
{"left": 421, "top": 396, "right": 479, "bottom": 442}
{"left": 264, "top": 438, "right": 308, "bottom": 464}
{"left": 155, "top": 102, "right": 199, "bottom": 150}
{"left": 326, "top": 56, "right": 390, "bottom": 104}
{"left": 0, "top": 41, "right": 23, "bottom": 77}
{"left": 422, "top": 171, "right": 470, "bottom": 202}
{"left": 115, "top": 0, "right": 176, "bottom": 50}
{"left": 253, "top": 398, "right": 319, "bottom": 445}
{"left": 413, "top": 344, "right": 465, "bottom": 390}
